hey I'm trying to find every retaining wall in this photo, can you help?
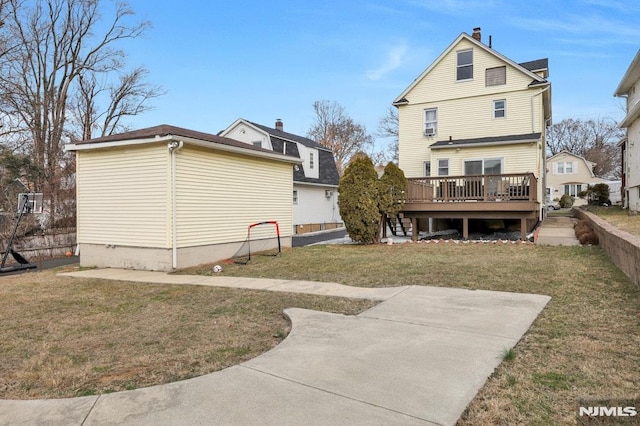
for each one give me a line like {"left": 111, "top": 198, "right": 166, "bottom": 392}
{"left": 573, "top": 208, "right": 640, "bottom": 288}
{"left": 1, "top": 229, "right": 76, "bottom": 261}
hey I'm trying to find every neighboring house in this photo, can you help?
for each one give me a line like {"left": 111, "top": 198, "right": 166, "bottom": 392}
{"left": 546, "top": 151, "right": 619, "bottom": 206}
{"left": 393, "top": 27, "right": 551, "bottom": 239}
{"left": 614, "top": 50, "right": 640, "bottom": 212}
{"left": 220, "top": 119, "right": 342, "bottom": 234}
{"left": 65, "top": 125, "right": 300, "bottom": 271}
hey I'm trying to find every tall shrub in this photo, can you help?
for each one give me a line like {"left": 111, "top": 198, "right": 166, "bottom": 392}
{"left": 338, "top": 156, "right": 381, "bottom": 244}
{"left": 379, "top": 162, "right": 407, "bottom": 218}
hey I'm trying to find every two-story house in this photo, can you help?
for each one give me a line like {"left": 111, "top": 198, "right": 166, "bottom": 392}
{"left": 546, "top": 151, "right": 620, "bottom": 206}
{"left": 220, "top": 119, "right": 342, "bottom": 233}
{"left": 614, "top": 50, "right": 640, "bottom": 212}
{"left": 394, "top": 28, "right": 551, "bottom": 239}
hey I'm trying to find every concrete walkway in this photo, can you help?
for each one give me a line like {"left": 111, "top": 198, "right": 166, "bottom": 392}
{"left": 1, "top": 269, "right": 551, "bottom": 426}
{"left": 536, "top": 216, "right": 580, "bottom": 246}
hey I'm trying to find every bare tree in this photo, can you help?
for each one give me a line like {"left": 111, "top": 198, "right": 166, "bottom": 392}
{"left": 70, "top": 66, "right": 163, "bottom": 140}
{"left": 307, "top": 100, "right": 374, "bottom": 175}
{"left": 0, "top": 0, "right": 159, "bottom": 225}
{"left": 546, "top": 117, "right": 623, "bottom": 178}
{"left": 376, "top": 106, "right": 399, "bottom": 162}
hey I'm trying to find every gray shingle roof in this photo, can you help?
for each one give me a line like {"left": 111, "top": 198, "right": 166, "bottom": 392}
{"left": 245, "top": 121, "right": 340, "bottom": 186}
{"left": 519, "top": 59, "right": 548, "bottom": 73}
{"left": 248, "top": 121, "right": 330, "bottom": 151}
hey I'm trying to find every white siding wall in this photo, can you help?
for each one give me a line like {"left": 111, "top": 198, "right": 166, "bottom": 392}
{"left": 297, "top": 143, "right": 320, "bottom": 180}
{"left": 627, "top": 118, "right": 640, "bottom": 211}
{"left": 223, "top": 124, "right": 272, "bottom": 150}
{"left": 76, "top": 144, "right": 170, "bottom": 248}
{"left": 175, "top": 146, "right": 293, "bottom": 247}
{"left": 398, "top": 38, "right": 546, "bottom": 179}
{"left": 293, "top": 184, "right": 340, "bottom": 226}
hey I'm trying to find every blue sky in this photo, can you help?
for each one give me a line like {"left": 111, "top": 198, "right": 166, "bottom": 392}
{"left": 121, "top": 0, "right": 640, "bottom": 150}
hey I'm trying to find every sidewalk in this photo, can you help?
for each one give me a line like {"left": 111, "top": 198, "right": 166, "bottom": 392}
{"left": 536, "top": 216, "right": 580, "bottom": 246}
{"left": 1, "top": 269, "right": 551, "bottom": 426}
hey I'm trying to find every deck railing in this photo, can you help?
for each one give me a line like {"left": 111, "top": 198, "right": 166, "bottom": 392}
{"left": 406, "top": 173, "right": 537, "bottom": 203}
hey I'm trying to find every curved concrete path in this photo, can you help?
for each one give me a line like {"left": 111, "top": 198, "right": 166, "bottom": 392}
{"left": 1, "top": 269, "right": 551, "bottom": 425}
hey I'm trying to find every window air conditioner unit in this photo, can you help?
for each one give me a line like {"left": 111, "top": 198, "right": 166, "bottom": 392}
{"left": 424, "top": 128, "right": 435, "bottom": 136}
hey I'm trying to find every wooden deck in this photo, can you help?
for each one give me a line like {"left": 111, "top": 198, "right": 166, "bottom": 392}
{"left": 402, "top": 173, "right": 540, "bottom": 240}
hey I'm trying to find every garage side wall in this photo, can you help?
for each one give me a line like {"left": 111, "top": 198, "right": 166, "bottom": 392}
{"left": 174, "top": 146, "right": 294, "bottom": 265}
{"left": 76, "top": 144, "right": 172, "bottom": 269}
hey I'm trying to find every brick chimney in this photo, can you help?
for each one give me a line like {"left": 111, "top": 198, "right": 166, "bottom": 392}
{"left": 275, "top": 119, "right": 283, "bottom": 132}
{"left": 472, "top": 27, "right": 481, "bottom": 42}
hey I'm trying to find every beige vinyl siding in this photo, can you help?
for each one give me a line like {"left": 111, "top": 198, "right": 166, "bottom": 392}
{"left": 76, "top": 144, "right": 170, "bottom": 248}
{"left": 406, "top": 39, "right": 536, "bottom": 104}
{"left": 175, "top": 146, "right": 293, "bottom": 247}
{"left": 430, "top": 143, "right": 540, "bottom": 176}
{"left": 398, "top": 38, "right": 546, "bottom": 179}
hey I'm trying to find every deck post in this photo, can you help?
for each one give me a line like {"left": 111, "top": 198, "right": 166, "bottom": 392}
{"left": 463, "top": 217, "right": 469, "bottom": 240}
{"left": 411, "top": 217, "right": 418, "bottom": 241}
{"left": 521, "top": 218, "right": 527, "bottom": 240}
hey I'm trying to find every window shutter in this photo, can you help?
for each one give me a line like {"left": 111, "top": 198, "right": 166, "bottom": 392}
{"left": 573, "top": 161, "right": 578, "bottom": 174}
{"left": 553, "top": 163, "right": 558, "bottom": 174}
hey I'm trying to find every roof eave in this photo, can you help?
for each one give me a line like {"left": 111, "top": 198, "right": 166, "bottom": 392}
{"left": 431, "top": 138, "right": 540, "bottom": 150}
{"left": 614, "top": 50, "right": 640, "bottom": 97}
{"left": 619, "top": 100, "right": 640, "bottom": 128}
{"left": 66, "top": 134, "right": 302, "bottom": 164}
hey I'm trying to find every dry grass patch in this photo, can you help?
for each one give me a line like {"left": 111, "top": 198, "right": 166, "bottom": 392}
{"left": 584, "top": 205, "right": 640, "bottom": 237}
{"left": 181, "top": 243, "right": 640, "bottom": 425}
{"left": 0, "top": 267, "right": 375, "bottom": 399}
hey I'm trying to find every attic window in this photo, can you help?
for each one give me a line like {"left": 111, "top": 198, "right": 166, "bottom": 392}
{"left": 486, "top": 66, "right": 506, "bottom": 86}
{"left": 457, "top": 49, "right": 473, "bottom": 81}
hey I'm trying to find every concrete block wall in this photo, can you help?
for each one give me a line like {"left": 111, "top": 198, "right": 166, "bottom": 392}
{"left": 573, "top": 208, "right": 640, "bottom": 288}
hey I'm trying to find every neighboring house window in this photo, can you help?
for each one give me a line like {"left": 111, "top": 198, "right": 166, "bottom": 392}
{"left": 556, "top": 161, "right": 574, "bottom": 174}
{"left": 293, "top": 190, "right": 298, "bottom": 205}
{"left": 424, "top": 108, "right": 437, "bottom": 136}
{"left": 310, "top": 152, "right": 314, "bottom": 169}
{"left": 563, "top": 184, "right": 582, "bottom": 197}
{"left": 494, "top": 100, "right": 506, "bottom": 118}
{"left": 486, "top": 66, "right": 506, "bottom": 86}
{"left": 438, "top": 159, "right": 449, "bottom": 176}
{"left": 252, "top": 141, "right": 262, "bottom": 148}
{"left": 424, "top": 161, "right": 431, "bottom": 177}
{"left": 456, "top": 49, "right": 473, "bottom": 81}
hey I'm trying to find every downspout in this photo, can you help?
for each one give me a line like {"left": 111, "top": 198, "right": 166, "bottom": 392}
{"left": 531, "top": 85, "right": 550, "bottom": 133}
{"left": 168, "top": 140, "right": 184, "bottom": 269}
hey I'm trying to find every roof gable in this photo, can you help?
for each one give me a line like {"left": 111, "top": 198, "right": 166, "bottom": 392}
{"left": 547, "top": 150, "right": 596, "bottom": 177}
{"left": 220, "top": 119, "right": 340, "bottom": 186}
{"left": 393, "top": 32, "right": 548, "bottom": 104}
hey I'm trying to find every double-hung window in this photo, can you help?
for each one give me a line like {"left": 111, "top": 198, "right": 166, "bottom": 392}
{"left": 556, "top": 161, "right": 574, "bottom": 174}
{"left": 424, "top": 108, "right": 437, "bottom": 136}
{"left": 494, "top": 100, "right": 506, "bottom": 118}
{"left": 424, "top": 161, "right": 431, "bottom": 177}
{"left": 438, "top": 159, "right": 449, "bottom": 176}
{"left": 456, "top": 49, "right": 473, "bottom": 81}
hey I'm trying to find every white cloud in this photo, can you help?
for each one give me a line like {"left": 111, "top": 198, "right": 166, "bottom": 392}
{"left": 366, "top": 44, "right": 409, "bottom": 81}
